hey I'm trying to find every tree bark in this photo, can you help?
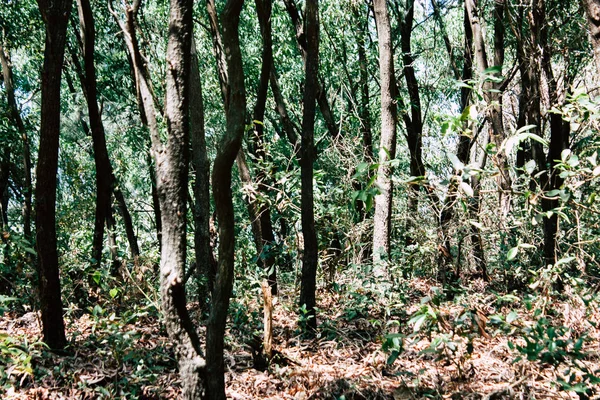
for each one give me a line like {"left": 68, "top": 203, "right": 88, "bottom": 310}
{"left": 35, "top": 0, "right": 72, "bottom": 350}
{"left": 0, "top": 149, "right": 9, "bottom": 230}
{"left": 466, "top": 0, "right": 511, "bottom": 220}
{"left": 395, "top": 0, "right": 425, "bottom": 245}
{"left": 297, "top": 0, "right": 319, "bottom": 333}
{"left": 283, "top": 0, "right": 338, "bottom": 141}
{"left": 205, "top": 1, "right": 246, "bottom": 398}
{"left": 372, "top": 0, "right": 398, "bottom": 266}
{"left": 253, "top": 0, "right": 278, "bottom": 294}
{"left": 113, "top": 184, "right": 140, "bottom": 259}
{"left": 189, "top": 38, "right": 213, "bottom": 312}
{"left": 109, "top": 0, "right": 163, "bottom": 249}
{"left": 206, "top": 0, "right": 278, "bottom": 295}
{"left": 75, "top": 0, "right": 116, "bottom": 271}
{"left": 156, "top": 0, "right": 207, "bottom": 397}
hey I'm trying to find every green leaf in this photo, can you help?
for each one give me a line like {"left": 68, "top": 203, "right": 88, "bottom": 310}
{"left": 386, "top": 350, "right": 400, "bottom": 365}
{"left": 507, "top": 247, "right": 518, "bottom": 261}
{"left": 109, "top": 288, "right": 119, "bottom": 299}
{"left": 506, "top": 311, "right": 518, "bottom": 324}
{"left": 411, "top": 314, "right": 428, "bottom": 333}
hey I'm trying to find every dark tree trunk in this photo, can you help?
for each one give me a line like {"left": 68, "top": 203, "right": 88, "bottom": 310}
{"left": 270, "top": 67, "right": 300, "bottom": 147}
{"left": 113, "top": 184, "right": 140, "bottom": 259}
{"left": 372, "top": 0, "right": 398, "bottom": 266}
{"left": 75, "top": 0, "right": 116, "bottom": 271}
{"left": 253, "top": 0, "right": 278, "bottom": 295}
{"left": 297, "top": 0, "right": 319, "bottom": 333}
{"left": 283, "top": 0, "right": 338, "bottom": 141}
{"left": 395, "top": 0, "right": 425, "bottom": 245}
{"left": 156, "top": 0, "right": 207, "bottom": 397}
{"left": 0, "top": 44, "right": 32, "bottom": 242}
{"left": 189, "top": 38, "right": 213, "bottom": 311}
{"left": 35, "top": 0, "right": 72, "bottom": 350}
{"left": 205, "top": 1, "right": 246, "bottom": 399}
{"left": 0, "top": 149, "right": 9, "bottom": 230}
{"left": 148, "top": 153, "right": 162, "bottom": 249}
{"left": 540, "top": 2, "right": 570, "bottom": 267}
{"left": 351, "top": 4, "right": 372, "bottom": 226}
{"left": 206, "top": 0, "right": 278, "bottom": 295}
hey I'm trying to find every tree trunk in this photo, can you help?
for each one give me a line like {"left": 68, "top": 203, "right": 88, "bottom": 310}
{"left": 253, "top": 0, "right": 278, "bottom": 295}
{"left": 205, "top": 1, "right": 246, "bottom": 399}
{"left": 75, "top": 0, "right": 116, "bottom": 271}
{"left": 0, "top": 43, "right": 32, "bottom": 242}
{"left": 189, "top": 38, "right": 213, "bottom": 312}
{"left": 283, "top": 0, "right": 338, "bottom": 141}
{"left": 206, "top": 0, "right": 278, "bottom": 295}
{"left": 396, "top": 0, "right": 425, "bottom": 246}
{"left": 372, "top": 0, "right": 398, "bottom": 266}
{"left": 109, "top": 0, "right": 163, "bottom": 250}
{"left": 35, "top": 0, "right": 72, "bottom": 351}
{"left": 296, "top": 0, "right": 319, "bottom": 333}
{"left": 540, "top": 1, "right": 570, "bottom": 267}
{"left": 0, "top": 150, "right": 9, "bottom": 230}
{"left": 113, "top": 184, "right": 140, "bottom": 259}
{"left": 437, "top": 2, "right": 474, "bottom": 282}
{"left": 156, "top": 0, "right": 207, "bottom": 397}
{"left": 466, "top": 0, "right": 511, "bottom": 220}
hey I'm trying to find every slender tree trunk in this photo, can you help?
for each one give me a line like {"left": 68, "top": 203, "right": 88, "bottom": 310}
{"left": 351, "top": 5, "right": 372, "bottom": 226}
{"left": 466, "top": 0, "right": 511, "bottom": 220}
{"left": 189, "top": 38, "right": 212, "bottom": 311}
{"left": 270, "top": 67, "right": 300, "bottom": 147}
{"left": 540, "top": 1, "right": 570, "bottom": 267}
{"left": 206, "top": 0, "right": 278, "bottom": 295}
{"left": 205, "top": 1, "right": 246, "bottom": 398}
{"left": 156, "top": 0, "right": 207, "bottom": 397}
{"left": 0, "top": 150, "right": 9, "bottom": 230}
{"left": 35, "top": 0, "right": 72, "bottom": 350}
{"left": 106, "top": 201, "right": 120, "bottom": 276}
{"left": 372, "top": 0, "right": 398, "bottom": 266}
{"left": 437, "top": 2, "right": 473, "bottom": 281}
{"left": 296, "top": 0, "right": 319, "bottom": 333}
{"left": 75, "top": 0, "right": 115, "bottom": 270}
{"left": 395, "top": 0, "right": 425, "bottom": 245}
{"left": 0, "top": 44, "right": 32, "bottom": 242}
{"left": 283, "top": 0, "right": 338, "bottom": 141}
{"left": 253, "top": 0, "right": 278, "bottom": 294}
{"left": 113, "top": 184, "right": 140, "bottom": 259}
{"left": 148, "top": 153, "right": 162, "bottom": 249}
{"left": 109, "top": 0, "right": 163, "bottom": 250}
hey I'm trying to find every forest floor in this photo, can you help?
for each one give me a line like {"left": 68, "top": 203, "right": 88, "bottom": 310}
{"left": 1, "top": 275, "right": 600, "bottom": 399}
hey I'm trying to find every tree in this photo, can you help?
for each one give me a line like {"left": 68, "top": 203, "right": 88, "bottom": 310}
{"left": 189, "top": 37, "right": 213, "bottom": 311}
{"left": 372, "top": 0, "right": 398, "bottom": 267}
{"left": 155, "top": 0, "right": 207, "bottom": 397}
{"left": 74, "top": 0, "right": 118, "bottom": 272}
{"left": 298, "top": 0, "right": 320, "bottom": 332}
{"left": 0, "top": 43, "right": 32, "bottom": 242}
{"left": 205, "top": 0, "right": 246, "bottom": 397}
{"left": 35, "top": 0, "right": 73, "bottom": 350}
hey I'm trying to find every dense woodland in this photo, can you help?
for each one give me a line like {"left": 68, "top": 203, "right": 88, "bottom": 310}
{"left": 1, "top": 0, "right": 600, "bottom": 398}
